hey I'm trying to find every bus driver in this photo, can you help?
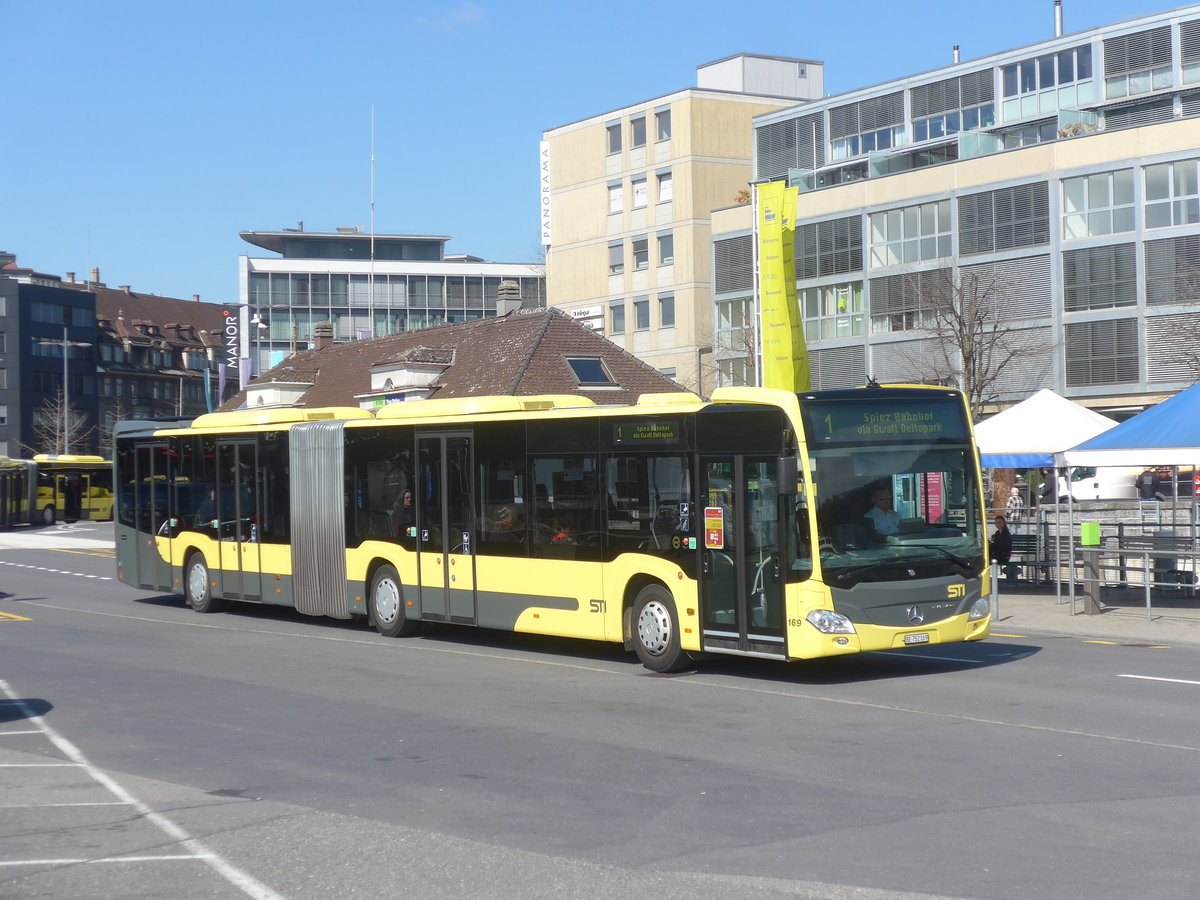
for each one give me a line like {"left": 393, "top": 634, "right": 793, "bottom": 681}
{"left": 864, "top": 487, "right": 900, "bottom": 537}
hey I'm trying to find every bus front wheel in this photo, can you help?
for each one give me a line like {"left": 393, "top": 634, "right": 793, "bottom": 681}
{"left": 633, "top": 585, "right": 692, "bottom": 673}
{"left": 370, "top": 564, "right": 419, "bottom": 637}
{"left": 185, "top": 552, "right": 226, "bottom": 614}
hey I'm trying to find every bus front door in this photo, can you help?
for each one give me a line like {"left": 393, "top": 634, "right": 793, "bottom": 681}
{"left": 128, "top": 443, "right": 174, "bottom": 591}
{"left": 57, "top": 472, "right": 85, "bottom": 522}
{"left": 416, "top": 434, "right": 477, "bottom": 625}
{"left": 215, "top": 441, "right": 262, "bottom": 601}
{"left": 699, "top": 455, "right": 786, "bottom": 659}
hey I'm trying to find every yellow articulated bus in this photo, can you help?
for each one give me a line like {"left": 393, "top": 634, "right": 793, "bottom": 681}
{"left": 114, "top": 386, "right": 991, "bottom": 671}
{"left": 0, "top": 454, "right": 114, "bottom": 526}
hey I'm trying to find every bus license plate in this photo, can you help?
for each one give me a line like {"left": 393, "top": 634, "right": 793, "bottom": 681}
{"left": 903, "top": 633, "right": 930, "bottom": 645}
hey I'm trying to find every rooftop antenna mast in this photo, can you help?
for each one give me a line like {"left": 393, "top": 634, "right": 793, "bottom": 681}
{"left": 369, "top": 105, "right": 376, "bottom": 339}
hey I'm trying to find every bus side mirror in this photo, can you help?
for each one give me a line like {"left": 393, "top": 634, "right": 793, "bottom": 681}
{"left": 777, "top": 457, "right": 799, "bottom": 495}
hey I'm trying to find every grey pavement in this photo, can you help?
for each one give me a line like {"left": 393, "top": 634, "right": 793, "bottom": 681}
{"left": 990, "top": 579, "right": 1200, "bottom": 646}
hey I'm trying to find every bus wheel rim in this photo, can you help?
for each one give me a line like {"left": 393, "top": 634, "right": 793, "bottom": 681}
{"left": 375, "top": 578, "right": 400, "bottom": 624}
{"left": 637, "top": 599, "right": 671, "bottom": 656}
{"left": 187, "top": 563, "right": 206, "bottom": 601}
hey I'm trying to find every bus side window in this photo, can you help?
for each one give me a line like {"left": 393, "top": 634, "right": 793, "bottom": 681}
{"left": 474, "top": 421, "right": 528, "bottom": 558}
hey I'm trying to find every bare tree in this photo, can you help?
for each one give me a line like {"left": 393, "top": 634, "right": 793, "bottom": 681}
{"left": 526, "top": 240, "right": 548, "bottom": 308}
{"left": 24, "top": 389, "right": 95, "bottom": 456}
{"left": 705, "top": 296, "right": 763, "bottom": 396}
{"left": 1171, "top": 317, "right": 1200, "bottom": 379}
{"left": 1148, "top": 248, "right": 1200, "bottom": 379}
{"left": 893, "top": 268, "right": 1052, "bottom": 421}
{"left": 98, "top": 396, "right": 133, "bottom": 458}
{"left": 885, "top": 267, "right": 1056, "bottom": 514}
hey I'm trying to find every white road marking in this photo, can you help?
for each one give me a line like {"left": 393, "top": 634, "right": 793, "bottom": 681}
{"left": 1118, "top": 673, "right": 1200, "bottom": 686}
{"left": 0, "top": 679, "right": 284, "bottom": 899}
{"left": 0, "top": 801, "right": 132, "bottom": 808}
{"left": 0, "top": 559, "right": 112, "bottom": 580}
{"left": 0, "top": 762, "right": 82, "bottom": 767}
{"left": 0, "top": 854, "right": 207, "bottom": 866}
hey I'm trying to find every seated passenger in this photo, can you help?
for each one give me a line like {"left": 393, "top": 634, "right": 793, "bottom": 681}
{"left": 551, "top": 511, "right": 577, "bottom": 544}
{"left": 393, "top": 490, "right": 415, "bottom": 535}
{"left": 864, "top": 488, "right": 900, "bottom": 537}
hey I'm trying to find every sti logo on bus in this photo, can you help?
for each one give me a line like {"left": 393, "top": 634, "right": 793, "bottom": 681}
{"left": 947, "top": 584, "right": 966, "bottom": 598}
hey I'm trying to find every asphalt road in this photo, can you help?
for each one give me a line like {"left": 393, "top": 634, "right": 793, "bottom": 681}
{"left": 2, "top": 524, "right": 1199, "bottom": 899}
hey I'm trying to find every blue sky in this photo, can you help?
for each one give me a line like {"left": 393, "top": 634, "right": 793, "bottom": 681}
{"left": 4, "top": 0, "right": 1181, "bottom": 305}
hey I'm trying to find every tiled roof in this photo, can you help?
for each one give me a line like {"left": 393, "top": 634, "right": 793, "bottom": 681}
{"left": 82, "top": 285, "right": 229, "bottom": 350}
{"left": 221, "top": 308, "right": 684, "bottom": 410}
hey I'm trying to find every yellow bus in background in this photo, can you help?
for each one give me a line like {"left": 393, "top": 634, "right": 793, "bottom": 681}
{"left": 114, "top": 386, "right": 990, "bottom": 671}
{"left": 0, "top": 454, "right": 113, "bottom": 526}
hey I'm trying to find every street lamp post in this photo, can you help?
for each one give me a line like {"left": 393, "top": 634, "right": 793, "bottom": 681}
{"left": 249, "top": 312, "right": 268, "bottom": 378}
{"left": 39, "top": 326, "right": 92, "bottom": 455}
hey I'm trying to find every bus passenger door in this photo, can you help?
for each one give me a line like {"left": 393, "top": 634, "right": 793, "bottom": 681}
{"left": 76, "top": 472, "right": 94, "bottom": 521}
{"left": 415, "top": 433, "right": 477, "bottom": 624}
{"left": 127, "top": 443, "right": 174, "bottom": 591}
{"left": 699, "top": 455, "right": 786, "bottom": 658}
{"left": 215, "top": 441, "right": 262, "bottom": 601}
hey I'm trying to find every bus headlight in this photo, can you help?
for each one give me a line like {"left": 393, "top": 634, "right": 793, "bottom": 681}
{"left": 968, "top": 597, "right": 990, "bottom": 621}
{"left": 806, "top": 609, "right": 856, "bottom": 634}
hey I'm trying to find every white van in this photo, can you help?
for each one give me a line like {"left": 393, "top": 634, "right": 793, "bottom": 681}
{"left": 1064, "top": 466, "right": 1141, "bottom": 501}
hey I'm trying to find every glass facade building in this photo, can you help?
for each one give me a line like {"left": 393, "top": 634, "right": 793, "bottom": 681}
{"left": 712, "top": 5, "right": 1200, "bottom": 414}
{"left": 238, "top": 230, "right": 545, "bottom": 379}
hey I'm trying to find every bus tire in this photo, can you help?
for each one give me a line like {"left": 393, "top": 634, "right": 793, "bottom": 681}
{"left": 42, "top": 505, "right": 56, "bottom": 525}
{"left": 632, "top": 584, "right": 692, "bottom": 673}
{"left": 370, "top": 564, "right": 419, "bottom": 638}
{"left": 185, "top": 552, "right": 226, "bottom": 614}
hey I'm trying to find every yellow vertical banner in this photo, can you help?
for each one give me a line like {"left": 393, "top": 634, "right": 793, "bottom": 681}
{"left": 756, "top": 182, "right": 811, "bottom": 391}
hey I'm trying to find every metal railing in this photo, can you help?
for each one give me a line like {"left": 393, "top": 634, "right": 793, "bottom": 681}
{"left": 1071, "top": 545, "right": 1199, "bottom": 620}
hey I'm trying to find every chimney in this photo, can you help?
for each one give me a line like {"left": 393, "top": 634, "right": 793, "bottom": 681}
{"left": 1054, "top": 0, "right": 1063, "bottom": 37}
{"left": 192, "top": 294, "right": 200, "bottom": 302}
{"left": 90, "top": 267, "right": 100, "bottom": 284}
{"left": 314, "top": 321, "right": 334, "bottom": 351}
{"left": 119, "top": 285, "right": 132, "bottom": 294}
{"left": 496, "top": 280, "right": 523, "bottom": 316}
{"left": 953, "top": 44, "right": 960, "bottom": 64}
{"left": 66, "top": 272, "right": 76, "bottom": 283}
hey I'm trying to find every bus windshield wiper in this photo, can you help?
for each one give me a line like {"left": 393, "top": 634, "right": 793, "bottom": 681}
{"left": 900, "top": 543, "right": 976, "bottom": 570}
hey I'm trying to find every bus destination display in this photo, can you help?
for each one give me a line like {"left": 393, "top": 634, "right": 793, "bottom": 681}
{"left": 612, "top": 420, "right": 680, "bottom": 445}
{"left": 803, "top": 399, "right": 967, "bottom": 444}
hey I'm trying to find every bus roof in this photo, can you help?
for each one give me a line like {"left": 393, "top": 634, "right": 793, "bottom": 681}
{"left": 187, "top": 407, "right": 374, "bottom": 431}
{"left": 374, "top": 394, "right": 595, "bottom": 420}
{"left": 32, "top": 454, "right": 109, "bottom": 465}
{"left": 135, "top": 388, "right": 831, "bottom": 439}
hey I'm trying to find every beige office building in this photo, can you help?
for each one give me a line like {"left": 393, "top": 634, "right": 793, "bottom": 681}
{"left": 713, "top": 4, "right": 1200, "bottom": 415}
{"left": 541, "top": 54, "right": 823, "bottom": 396}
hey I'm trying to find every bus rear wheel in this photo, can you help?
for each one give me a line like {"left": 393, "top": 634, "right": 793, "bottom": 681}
{"left": 633, "top": 584, "right": 692, "bottom": 673}
{"left": 42, "top": 505, "right": 56, "bottom": 525}
{"left": 370, "top": 564, "right": 419, "bottom": 637}
{"left": 185, "top": 552, "right": 226, "bottom": 614}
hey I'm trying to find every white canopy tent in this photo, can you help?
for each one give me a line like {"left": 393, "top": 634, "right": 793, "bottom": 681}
{"left": 976, "top": 389, "right": 1118, "bottom": 468}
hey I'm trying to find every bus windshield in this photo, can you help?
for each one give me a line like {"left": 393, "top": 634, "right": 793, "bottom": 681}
{"left": 810, "top": 443, "right": 984, "bottom": 582}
